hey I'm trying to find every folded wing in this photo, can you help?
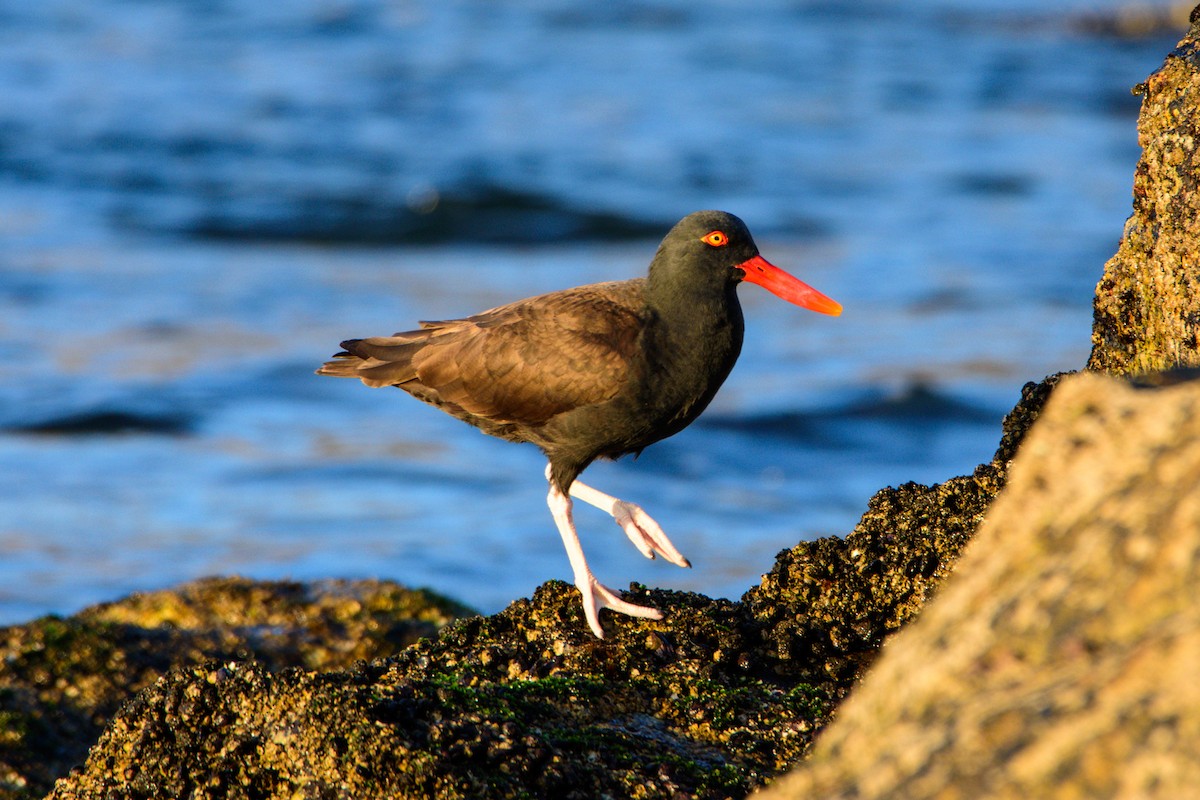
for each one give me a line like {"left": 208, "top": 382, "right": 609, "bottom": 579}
{"left": 317, "top": 280, "right": 647, "bottom": 428}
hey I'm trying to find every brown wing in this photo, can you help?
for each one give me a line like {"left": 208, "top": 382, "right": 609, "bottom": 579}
{"left": 319, "top": 279, "right": 648, "bottom": 428}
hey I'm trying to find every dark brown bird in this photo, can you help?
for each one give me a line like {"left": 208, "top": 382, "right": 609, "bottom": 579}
{"left": 318, "top": 210, "right": 841, "bottom": 638}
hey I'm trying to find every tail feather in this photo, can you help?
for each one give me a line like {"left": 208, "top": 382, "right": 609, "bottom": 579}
{"left": 345, "top": 336, "right": 429, "bottom": 361}
{"left": 316, "top": 335, "right": 426, "bottom": 388}
{"left": 315, "top": 353, "right": 366, "bottom": 379}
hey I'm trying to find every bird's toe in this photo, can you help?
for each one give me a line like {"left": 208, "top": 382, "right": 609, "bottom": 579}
{"left": 574, "top": 574, "right": 664, "bottom": 639}
{"left": 613, "top": 501, "right": 691, "bottom": 568}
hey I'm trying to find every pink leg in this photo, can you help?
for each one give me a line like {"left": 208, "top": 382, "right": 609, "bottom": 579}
{"left": 546, "top": 482, "right": 664, "bottom": 639}
{"left": 544, "top": 466, "right": 692, "bottom": 569}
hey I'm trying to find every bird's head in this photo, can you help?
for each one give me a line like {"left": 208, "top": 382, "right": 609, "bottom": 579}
{"left": 653, "top": 210, "right": 842, "bottom": 316}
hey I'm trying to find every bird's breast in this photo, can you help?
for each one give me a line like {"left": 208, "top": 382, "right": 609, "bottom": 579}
{"left": 630, "top": 308, "right": 742, "bottom": 432}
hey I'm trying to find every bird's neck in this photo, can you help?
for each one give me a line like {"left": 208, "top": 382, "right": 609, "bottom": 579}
{"left": 645, "top": 269, "right": 740, "bottom": 332}
{"left": 640, "top": 273, "right": 745, "bottom": 402}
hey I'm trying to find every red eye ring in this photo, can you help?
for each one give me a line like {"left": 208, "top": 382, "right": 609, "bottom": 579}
{"left": 701, "top": 230, "right": 729, "bottom": 247}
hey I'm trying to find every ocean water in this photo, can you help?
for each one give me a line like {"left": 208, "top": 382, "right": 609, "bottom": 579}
{"left": 0, "top": 0, "right": 1181, "bottom": 624}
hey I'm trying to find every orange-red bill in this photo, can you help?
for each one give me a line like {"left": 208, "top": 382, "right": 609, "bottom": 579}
{"left": 737, "top": 255, "right": 842, "bottom": 316}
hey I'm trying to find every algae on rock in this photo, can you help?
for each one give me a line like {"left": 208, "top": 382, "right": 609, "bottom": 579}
{"left": 1089, "top": 7, "right": 1200, "bottom": 375}
{"left": 754, "top": 370, "right": 1200, "bottom": 800}
{"left": 0, "top": 577, "right": 472, "bottom": 800}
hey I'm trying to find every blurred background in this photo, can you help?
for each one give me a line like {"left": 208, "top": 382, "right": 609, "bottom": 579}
{"left": 0, "top": 0, "right": 1188, "bottom": 624}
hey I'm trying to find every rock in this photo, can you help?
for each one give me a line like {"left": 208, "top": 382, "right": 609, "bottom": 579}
{"left": 46, "top": 589, "right": 824, "bottom": 800}
{"left": 753, "top": 370, "right": 1200, "bottom": 799}
{"left": 1088, "top": 7, "right": 1200, "bottom": 374}
{"left": 0, "top": 577, "right": 472, "bottom": 800}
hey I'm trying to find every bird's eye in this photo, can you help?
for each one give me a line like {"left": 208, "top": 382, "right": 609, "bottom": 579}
{"left": 701, "top": 230, "right": 729, "bottom": 247}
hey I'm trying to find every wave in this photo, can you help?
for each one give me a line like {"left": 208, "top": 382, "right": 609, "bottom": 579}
{"left": 166, "top": 185, "right": 670, "bottom": 245}
{"left": 701, "top": 383, "right": 1002, "bottom": 443}
{"left": 8, "top": 408, "right": 194, "bottom": 437}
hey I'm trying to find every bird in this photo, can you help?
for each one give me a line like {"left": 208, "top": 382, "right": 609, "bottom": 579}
{"left": 317, "top": 210, "right": 841, "bottom": 638}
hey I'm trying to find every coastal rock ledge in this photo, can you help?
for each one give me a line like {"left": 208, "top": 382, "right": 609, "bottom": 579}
{"left": 4, "top": 7, "right": 1199, "bottom": 800}
{"left": 754, "top": 369, "right": 1200, "bottom": 800}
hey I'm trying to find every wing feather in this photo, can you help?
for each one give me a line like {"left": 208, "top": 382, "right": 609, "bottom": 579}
{"left": 319, "top": 279, "right": 647, "bottom": 429}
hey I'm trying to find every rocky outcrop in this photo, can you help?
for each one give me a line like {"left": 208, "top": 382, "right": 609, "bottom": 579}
{"left": 1089, "top": 7, "right": 1200, "bottom": 374}
{"left": 754, "top": 370, "right": 1200, "bottom": 799}
{"left": 0, "top": 578, "right": 472, "bottom": 800}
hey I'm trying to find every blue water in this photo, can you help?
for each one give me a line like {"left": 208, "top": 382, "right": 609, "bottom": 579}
{"left": 0, "top": 0, "right": 1180, "bottom": 624}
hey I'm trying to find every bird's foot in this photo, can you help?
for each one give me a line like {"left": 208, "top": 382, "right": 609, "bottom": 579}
{"left": 576, "top": 572, "right": 663, "bottom": 640}
{"left": 546, "top": 474, "right": 673, "bottom": 639}
{"left": 558, "top": 471, "right": 692, "bottom": 569}
{"left": 610, "top": 500, "right": 692, "bottom": 568}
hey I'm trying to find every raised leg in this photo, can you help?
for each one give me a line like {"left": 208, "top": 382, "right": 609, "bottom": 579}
{"left": 546, "top": 482, "right": 664, "bottom": 639}
{"left": 544, "top": 466, "right": 692, "bottom": 569}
